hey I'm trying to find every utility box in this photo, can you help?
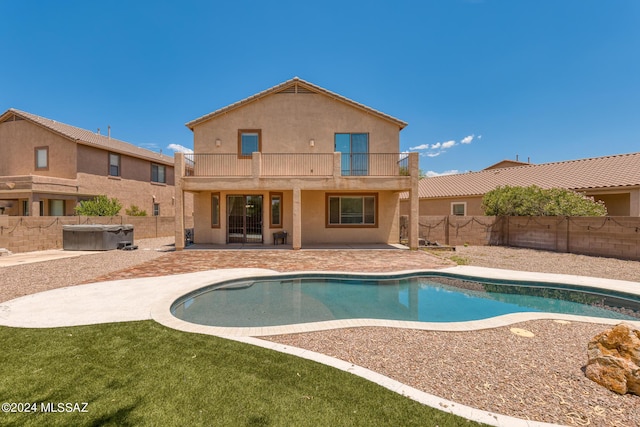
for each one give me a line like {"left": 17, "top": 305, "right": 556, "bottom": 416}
{"left": 62, "top": 224, "right": 134, "bottom": 251}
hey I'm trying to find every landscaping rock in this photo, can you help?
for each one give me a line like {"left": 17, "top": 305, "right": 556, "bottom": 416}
{"left": 585, "top": 323, "right": 640, "bottom": 395}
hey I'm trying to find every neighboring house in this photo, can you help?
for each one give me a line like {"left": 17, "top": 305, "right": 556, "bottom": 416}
{"left": 400, "top": 152, "right": 640, "bottom": 217}
{"left": 0, "top": 109, "right": 178, "bottom": 217}
{"left": 174, "top": 77, "right": 420, "bottom": 249}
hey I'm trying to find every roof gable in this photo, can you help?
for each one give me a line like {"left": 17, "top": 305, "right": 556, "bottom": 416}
{"left": 185, "top": 77, "right": 408, "bottom": 130}
{"left": 416, "top": 152, "right": 640, "bottom": 199}
{"left": 0, "top": 109, "right": 174, "bottom": 165}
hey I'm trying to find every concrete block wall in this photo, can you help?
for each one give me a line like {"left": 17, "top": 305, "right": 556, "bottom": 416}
{"left": 409, "top": 215, "right": 502, "bottom": 246}
{"left": 567, "top": 217, "right": 640, "bottom": 260}
{"left": 405, "top": 215, "right": 640, "bottom": 261}
{"left": 0, "top": 215, "right": 193, "bottom": 253}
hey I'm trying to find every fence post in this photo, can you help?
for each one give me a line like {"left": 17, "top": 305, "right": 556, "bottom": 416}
{"left": 444, "top": 215, "right": 450, "bottom": 246}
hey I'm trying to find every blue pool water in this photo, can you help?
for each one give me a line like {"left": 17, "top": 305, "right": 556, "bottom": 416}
{"left": 171, "top": 274, "right": 640, "bottom": 328}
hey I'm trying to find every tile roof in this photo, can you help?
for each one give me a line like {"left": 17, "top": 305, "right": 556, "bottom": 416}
{"left": 2, "top": 109, "right": 174, "bottom": 165}
{"left": 185, "top": 76, "right": 408, "bottom": 130}
{"left": 416, "top": 152, "right": 640, "bottom": 199}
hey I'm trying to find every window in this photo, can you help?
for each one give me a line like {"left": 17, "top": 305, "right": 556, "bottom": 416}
{"left": 335, "top": 133, "right": 369, "bottom": 176}
{"left": 211, "top": 193, "right": 220, "bottom": 228}
{"left": 49, "top": 199, "right": 65, "bottom": 216}
{"left": 327, "top": 194, "right": 377, "bottom": 227}
{"left": 451, "top": 202, "right": 466, "bottom": 216}
{"left": 22, "top": 200, "right": 29, "bottom": 216}
{"left": 151, "top": 163, "right": 166, "bottom": 183}
{"left": 270, "top": 192, "right": 282, "bottom": 228}
{"left": 35, "top": 147, "right": 49, "bottom": 170}
{"left": 238, "top": 129, "right": 261, "bottom": 158}
{"left": 109, "top": 153, "right": 121, "bottom": 176}
{"left": 153, "top": 203, "right": 160, "bottom": 216}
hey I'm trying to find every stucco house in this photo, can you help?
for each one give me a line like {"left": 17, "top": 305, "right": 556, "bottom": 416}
{"left": 174, "top": 77, "right": 420, "bottom": 249}
{"left": 400, "top": 152, "right": 640, "bottom": 217}
{"left": 0, "top": 109, "right": 178, "bottom": 217}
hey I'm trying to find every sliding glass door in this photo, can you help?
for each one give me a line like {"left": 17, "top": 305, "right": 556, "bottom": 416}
{"left": 335, "top": 133, "right": 369, "bottom": 176}
{"left": 227, "top": 195, "right": 263, "bottom": 243}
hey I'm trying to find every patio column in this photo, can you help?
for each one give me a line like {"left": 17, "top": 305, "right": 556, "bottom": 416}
{"left": 174, "top": 153, "right": 185, "bottom": 251}
{"left": 409, "top": 153, "right": 419, "bottom": 250}
{"left": 292, "top": 186, "right": 302, "bottom": 250}
{"left": 31, "top": 195, "right": 41, "bottom": 217}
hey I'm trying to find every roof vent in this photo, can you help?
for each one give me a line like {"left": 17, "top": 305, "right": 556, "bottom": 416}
{"left": 277, "top": 83, "right": 315, "bottom": 94}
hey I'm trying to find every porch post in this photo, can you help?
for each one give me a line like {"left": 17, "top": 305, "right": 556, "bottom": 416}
{"left": 31, "top": 195, "right": 40, "bottom": 217}
{"left": 409, "top": 153, "right": 419, "bottom": 250}
{"left": 292, "top": 186, "right": 302, "bottom": 250}
{"left": 174, "top": 153, "right": 185, "bottom": 251}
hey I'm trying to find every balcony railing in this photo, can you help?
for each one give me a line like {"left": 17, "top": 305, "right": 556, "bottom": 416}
{"left": 184, "top": 153, "right": 413, "bottom": 177}
{"left": 262, "top": 153, "right": 334, "bottom": 176}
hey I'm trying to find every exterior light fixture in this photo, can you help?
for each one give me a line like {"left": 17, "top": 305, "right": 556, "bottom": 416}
{"left": 309, "top": 139, "right": 315, "bottom": 147}
{"left": 215, "top": 139, "right": 221, "bottom": 147}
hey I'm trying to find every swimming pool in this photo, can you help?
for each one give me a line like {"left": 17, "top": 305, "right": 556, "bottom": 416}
{"left": 171, "top": 272, "right": 640, "bottom": 328}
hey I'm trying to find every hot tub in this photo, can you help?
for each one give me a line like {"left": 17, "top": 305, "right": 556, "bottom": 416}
{"left": 62, "top": 224, "right": 134, "bottom": 251}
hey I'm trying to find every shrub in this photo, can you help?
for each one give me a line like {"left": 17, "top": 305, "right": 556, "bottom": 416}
{"left": 482, "top": 185, "right": 607, "bottom": 216}
{"left": 74, "top": 195, "right": 123, "bottom": 216}
{"left": 125, "top": 205, "right": 147, "bottom": 216}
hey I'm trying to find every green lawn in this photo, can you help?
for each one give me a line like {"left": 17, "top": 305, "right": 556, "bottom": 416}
{"left": 0, "top": 321, "right": 486, "bottom": 426}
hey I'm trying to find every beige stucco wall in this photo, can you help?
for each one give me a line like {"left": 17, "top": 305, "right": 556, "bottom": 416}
{"left": 403, "top": 188, "right": 640, "bottom": 217}
{"left": 192, "top": 190, "right": 293, "bottom": 245}
{"left": 1, "top": 118, "right": 186, "bottom": 217}
{"left": 400, "top": 196, "right": 485, "bottom": 216}
{"left": 191, "top": 190, "right": 399, "bottom": 245}
{"left": 301, "top": 190, "right": 400, "bottom": 244}
{"left": 192, "top": 93, "right": 400, "bottom": 155}
{"left": 0, "top": 119, "right": 77, "bottom": 179}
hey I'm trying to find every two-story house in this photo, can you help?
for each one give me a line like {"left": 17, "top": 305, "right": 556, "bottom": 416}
{"left": 0, "top": 108, "right": 178, "bottom": 217}
{"left": 174, "top": 77, "right": 420, "bottom": 249}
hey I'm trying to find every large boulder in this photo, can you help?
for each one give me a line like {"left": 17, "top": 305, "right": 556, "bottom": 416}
{"left": 585, "top": 323, "right": 640, "bottom": 395}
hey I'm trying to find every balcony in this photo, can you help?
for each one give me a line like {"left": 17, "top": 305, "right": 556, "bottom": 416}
{"left": 184, "top": 152, "right": 412, "bottom": 178}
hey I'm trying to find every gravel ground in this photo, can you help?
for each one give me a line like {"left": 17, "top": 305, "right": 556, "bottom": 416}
{"left": 2, "top": 241, "right": 640, "bottom": 426}
{"left": 0, "top": 237, "right": 174, "bottom": 303}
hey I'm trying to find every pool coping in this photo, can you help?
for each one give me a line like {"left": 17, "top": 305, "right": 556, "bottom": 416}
{"left": 2, "top": 266, "right": 640, "bottom": 427}
{"left": 151, "top": 266, "right": 640, "bottom": 337}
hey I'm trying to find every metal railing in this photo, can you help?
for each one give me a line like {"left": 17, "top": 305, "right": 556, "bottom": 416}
{"left": 340, "top": 153, "right": 410, "bottom": 177}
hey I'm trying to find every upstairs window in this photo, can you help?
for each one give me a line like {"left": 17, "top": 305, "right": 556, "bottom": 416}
{"left": 238, "top": 129, "right": 261, "bottom": 158}
{"left": 109, "top": 153, "right": 121, "bottom": 176}
{"left": 35, "top": 147, "right": 49, "bottom": 170}
{"left": 151, "top": 163, "right": 166, "bottom": 183}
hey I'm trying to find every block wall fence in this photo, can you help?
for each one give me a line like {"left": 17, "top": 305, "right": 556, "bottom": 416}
{"left": 401, "top": 215, "right": 640, "bottom": 261}
{"left": 0, "top": 216, "right": 194, "bottom": 253}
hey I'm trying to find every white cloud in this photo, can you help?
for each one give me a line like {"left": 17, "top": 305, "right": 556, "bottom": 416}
{"left": 460, "top": 134, "right": 474, "bottom": 144}
{"left": 424, "top": 169, "right": 461, "bottom": 177}
{"left": 425, "top": 152, "right": 441, "bottom": 157}
{"left": 409, "top": 143, "right": 431, "bottom": 150}
{"left": 167, "top": 143, "right": 194, "bottom": 154}
{"left": 442, "top": 140, "right": 456, "bottom": 149}
{"left": 431, "top": 142, "right": 441, "bottom": 150}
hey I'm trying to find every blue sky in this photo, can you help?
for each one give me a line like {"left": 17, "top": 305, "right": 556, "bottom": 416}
{"left": 2, "top": 0, "right": 639, "bottom": 176}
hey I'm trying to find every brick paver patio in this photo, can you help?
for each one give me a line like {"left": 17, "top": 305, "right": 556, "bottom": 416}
{"left": 89, "top": 248, "right": 454, "bottom": 283}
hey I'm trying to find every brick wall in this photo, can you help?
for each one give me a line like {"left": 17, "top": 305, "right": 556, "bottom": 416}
{"left": 0, "top": 215, "right": 193, "bottom": 253}
{"left": 402, "top": 215, "right": 640, "bottom": 260}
